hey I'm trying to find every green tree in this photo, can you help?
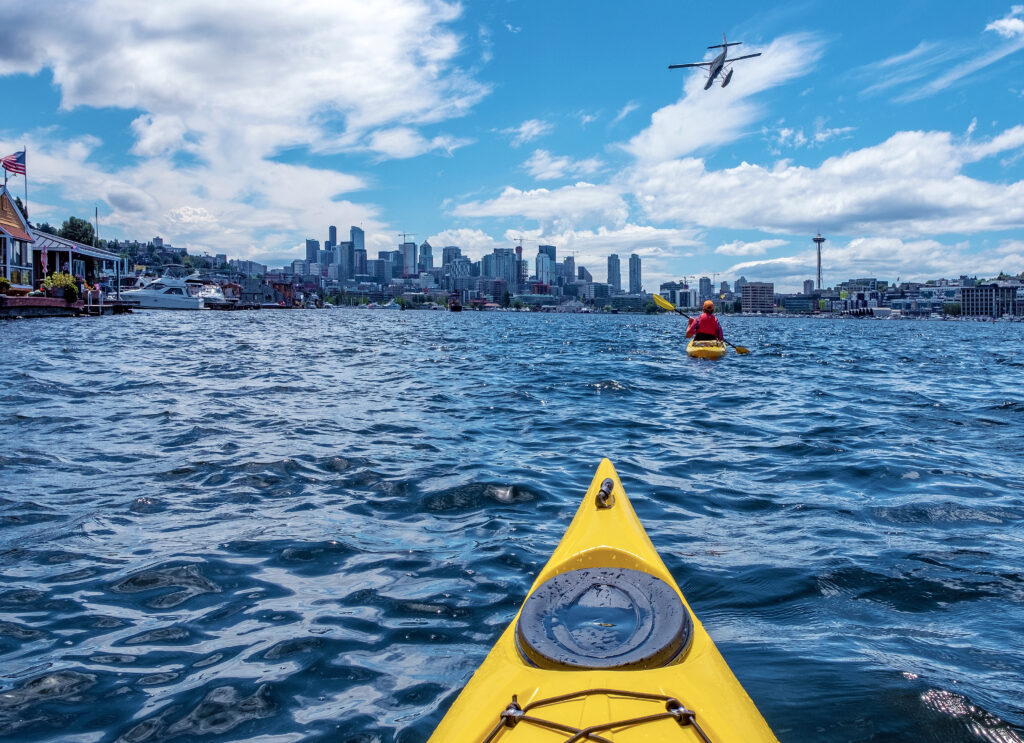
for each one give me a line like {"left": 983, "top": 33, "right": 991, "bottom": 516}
{"left": 13, "top": 196, "right": 28, "bottom": 222}
{"left": 59, "top": 216, "right": 95, "bottom": 246}
{"left": 501, "top": 291, "right": 511, "bottom": 308}
{"left": 942, "top": 302, "right": 961, "bottom": 317}
{"left": 34, "top": 222, "right": 57, "bottom": 235}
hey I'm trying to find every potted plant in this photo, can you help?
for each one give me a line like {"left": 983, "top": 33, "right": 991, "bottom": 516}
{"left": 0, "top": 277, "right": 10, "bottom": 296}
{"left": 42, "top": 272, "right": 79, "bottom": 303}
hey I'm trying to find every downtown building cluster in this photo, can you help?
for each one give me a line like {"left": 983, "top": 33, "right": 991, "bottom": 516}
{"left": 262, "top": 227, "right": 651, "bottom": 310}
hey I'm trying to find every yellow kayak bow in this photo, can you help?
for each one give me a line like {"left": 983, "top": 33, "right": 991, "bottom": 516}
{"left": 430, "top": 459, "right": 777, "bottom": 742}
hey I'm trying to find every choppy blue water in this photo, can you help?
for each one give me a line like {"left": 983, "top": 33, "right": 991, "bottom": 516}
{"left": 2, "top": 310, "right": 1023, "bottom": 743}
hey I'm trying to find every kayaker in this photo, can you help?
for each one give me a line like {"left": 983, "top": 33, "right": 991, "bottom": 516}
{"left": 686, "top": 300, "right": 724, "bottom": 342}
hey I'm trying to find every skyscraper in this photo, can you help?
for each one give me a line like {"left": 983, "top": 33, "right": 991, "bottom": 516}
{"left": 442, "top": 246, "right": 461, "bottom": 268}
{"left": 628, "top": 254, "right": 642, "bottom": 294}
{"left": 607, "top": 254, "right": 621, "bottom": 292}
{"left": 350, "top": 226, "right": 365, "bottom": 252}
{"left": 734, "top": 276, "right": 748, "bottom": 294}
{"left": 418, "top": 241, "right": 433, "bottom": 273}
{"left": 536, "top": 252, "right": 552, "bottom": 285}
{"left": 400, "top": 242, "right": 417, "bottom": 277}
{"left": 328, "top": 225, "right": 337, "bottom": 247}
{"left": 305, "top": 239, "right": 320, "bottom": 264}
{"left": 699, "top": 276, "right": 712, "bottom": 300}
{"left": 562, "top": 256, "right": 575, "bottom": 286}
{"left": 803, "top": 279, "right": 816, "bottom": 295}
{"left": 493, "top": 248, "right": 517, "bottom": 289}
{"left": 538, "top": 244, "right": 556, "bottom": 265}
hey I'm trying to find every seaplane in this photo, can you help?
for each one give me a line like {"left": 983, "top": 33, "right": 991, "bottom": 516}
{"left": 669, "top": 33, "right": 762, "bottom": 89}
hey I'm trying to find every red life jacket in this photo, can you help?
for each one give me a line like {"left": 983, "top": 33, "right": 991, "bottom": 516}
{"left": 692, "top": 312, "right": 722, "bottom": 340}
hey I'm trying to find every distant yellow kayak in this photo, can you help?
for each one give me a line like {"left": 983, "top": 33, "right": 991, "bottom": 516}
{"left": 429, "top": 459, "right": 777, "bottom": 742}
{"left": 686, "top": 339, "right": 728, "bottom": 360}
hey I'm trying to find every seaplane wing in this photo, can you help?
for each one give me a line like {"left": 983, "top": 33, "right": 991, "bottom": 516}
{"left": 667, "top": 61, "right": 712, "bottom": 69}
{"left": 725, "top": 53, "right": 762, "bottom": 63}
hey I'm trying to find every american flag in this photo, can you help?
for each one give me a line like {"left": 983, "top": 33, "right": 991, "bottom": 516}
{"left": 1, "top": 150, "right": 26, "bottom": 175}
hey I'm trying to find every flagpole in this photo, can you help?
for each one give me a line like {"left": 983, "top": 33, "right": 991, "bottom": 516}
{"left": 22, "top": 147, "right": 28, "bottom": 222}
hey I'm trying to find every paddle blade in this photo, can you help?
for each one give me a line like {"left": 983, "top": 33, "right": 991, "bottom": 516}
{"left": 652, "top": 294, "right": 675, "bottom": 312}
{"left": 734, "top": 345, "right": 750, "bottom": 355}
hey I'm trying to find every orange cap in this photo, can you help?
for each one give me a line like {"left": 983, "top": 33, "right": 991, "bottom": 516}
{"left": 702, "top": 300, "right": 715, "bottom": 312}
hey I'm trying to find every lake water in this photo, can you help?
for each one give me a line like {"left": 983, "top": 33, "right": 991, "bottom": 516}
{"left": 2, "top": 310, "right": 1023, "bottom": 742}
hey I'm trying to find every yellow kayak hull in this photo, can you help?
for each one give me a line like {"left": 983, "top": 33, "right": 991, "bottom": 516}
{"left": 686, "top": 339, "right": 728, "bottom": 360}
{"left": 429, "top": 459, "right": 777, "bottom": 742}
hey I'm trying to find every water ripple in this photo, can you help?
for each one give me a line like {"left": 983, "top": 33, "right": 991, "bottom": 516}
{"left": 2, "top": 312, "right": 1023, "bottom": 741}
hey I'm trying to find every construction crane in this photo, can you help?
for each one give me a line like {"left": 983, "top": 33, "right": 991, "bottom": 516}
{"left": 398, "top": 231, "right": 415, "bottom": 245}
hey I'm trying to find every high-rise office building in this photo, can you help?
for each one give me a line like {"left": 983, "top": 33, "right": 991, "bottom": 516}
{"left": 563, "top": 256, "right": 575, "bottom": 286}
{"left": 493, "top": 248, "right": 517, "bottom": 289}
{"left": 418, "top": 241, "right": 433, "bottom": 273}
{"left": 536, "top": 252, "right": 552, "bottom": 285}
{"left": 734, "top": 276, "right": 748, "bottom": 294}
{"left": 803, "top": 279, "right": 816, "bottom": 295}
{"left": 629, "top": 254, "right": 642, "bottom": 294}
{"left": 305, "top": 239, "right": 320, "bottom": 264}
{"left": 742, "top": 282, "right": 775, "bottom": 313}
{"left": 578, "top": 266, "right": 593, "bottom": 283}
{"left": 721, "top": 281, "right": 730, "bottom": 294}
{"left": 699, "top": 276, "right": 712, "bottom": 300}
{"left": 350, "top": 226, "right": 364, "bottom": 252}
{"left": 400, "top": 242, "right": 417, "bottom": 277}
{"left": 538, "top": 244, "right": 556, "bottom": 265}
{"left": 354, "top": 249, "right": 367, "bottom": 275}
{"left": 608, "top": 254, "right": 621, "bottom": 292}
{"left": 442, "top": 246, "right": 461, "bottom": 268}
{"left": 329, "top": 226, "right": 337, "bottom": 246}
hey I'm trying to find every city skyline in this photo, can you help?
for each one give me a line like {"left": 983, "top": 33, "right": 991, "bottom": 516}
{"left": 1, "top": 2, "right": 1023, "bottom": 292}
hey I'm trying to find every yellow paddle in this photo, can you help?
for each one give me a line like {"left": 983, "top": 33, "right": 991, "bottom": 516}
{"left": 653, "top": 293, "right": 750, "bottom": 355}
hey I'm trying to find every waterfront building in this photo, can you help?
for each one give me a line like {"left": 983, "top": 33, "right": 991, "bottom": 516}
{"left": 30, "top": 228, "right": 119, "bottom": 287}
{"left": 608, "top": 254, "right": 621, "bottom": 293}
{"left": 742, "top": 282, "right": 775, "bottom": 313}
{"left": 292, "top": 259, "right": 308, "bottom": 276}
{"left": 0, "top": 186, "right": 34, "bottom": 289}
{"left": 629, "top": 254, "right": 642, "bottom": 294}
{"left": 536, "top": 252, "right": 552, "bottom": 286}
{"left": 305, "top": 238, "right": 319, "bottom": 264}
{"left": 659, "top": 281, "right": 688, "bottom": 308}
{"left": 215, "top": 253, "right": 227, "bottom": 265}
{"left": 803, "top": 279, "right": 815, "bottom": 295}
{"left": 961, "top": 283, "right": 1024, "bottom": 317}
{"left": 698, "top": 276, "right": 712, "bottom": 300}
{"left": 400, "top": 242, "right": 417, "bottom": 278}
{"left": 483, "top": 278, "right": 508, "bottom": 303}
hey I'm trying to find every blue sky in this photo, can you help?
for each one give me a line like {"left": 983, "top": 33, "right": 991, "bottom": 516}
{"left": 1, "top": 0, "right": 1022, "bottom": 291}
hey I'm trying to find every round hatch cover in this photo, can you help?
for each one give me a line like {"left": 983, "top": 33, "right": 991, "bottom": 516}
{"left": 516, "top": 567, "right": 692, "bottom": 670}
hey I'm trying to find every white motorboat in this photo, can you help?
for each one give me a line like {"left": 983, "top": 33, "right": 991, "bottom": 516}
{"left": 120, "top": 274, "right": 204, "bottom": 310}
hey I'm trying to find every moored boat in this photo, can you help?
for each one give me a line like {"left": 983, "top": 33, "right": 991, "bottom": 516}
{"left": 430, "top": 459, "right": 776, "bottom": 742}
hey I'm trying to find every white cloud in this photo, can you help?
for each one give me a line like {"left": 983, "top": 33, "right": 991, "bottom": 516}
{"left": 367, "top": 127, "right": 471, "bottom": 159}
{"left": 986, "top": 6, "right": 1024, "bottom": 38}
{"left": 426, "top": 228, "right": 502, "bottom": 258}
{"left": 625, "top": 33, "right": 825, "bottom": 162}
{"left": 523, "top": 150, "right": 604, "bottom": 180}
{"left": 715, "top": 239, "right": 788, "bottom": 256}
{"left": 630, "top": 127, "right": 1024, "bottom": 236}
{"left": 452, "top": 183, "right": 628, "bottom": 230}
{"left": 610, "top": 102, "right": 639, "bottom": 126}
{"left": 0, "top": 1, "right": 490, "bottom": 260}
{"left": 501, "top": 119, "right": 554, "bottom": 147}
{"left": 724, "top": 236, "right": 1024, "bottom": 291}
{"left": 506, "top": 224, "right": 703, "bottom": 285}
